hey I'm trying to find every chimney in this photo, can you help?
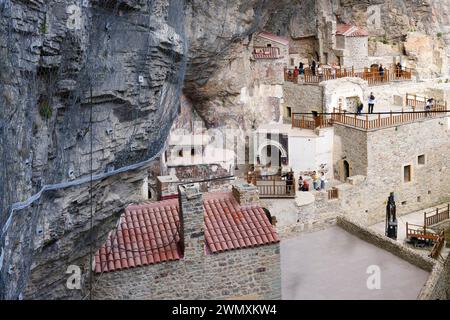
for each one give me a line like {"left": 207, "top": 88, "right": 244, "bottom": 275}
{"left": 178, "top": 183, "right": 204, "bottom": 260}
{"left": 232, "top": 182, "right": 260, "bottom": 206}
{"left": 156, "top": 175, "right": 180, "bottom": 200}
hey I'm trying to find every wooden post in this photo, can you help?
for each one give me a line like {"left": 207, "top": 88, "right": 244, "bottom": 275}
{"left": 365, "top": 114, "right": 369, "bottom": 129}
{"left": 378, "top": 113, "right": 381, "bottom": 128}
{"left": 406, "top": 222, "right": 408, "bottom": 239}
{"left": 390, "top": 110, "right": 393, "bottom": 125}
{"left": 302, "top": 115, "right": 305, "bottom": 128}
{"left": 292, "top": 113, "right": 295, "bottom": 128}
{"left": 424, "top": 212, "right": 427, "bottom": 227}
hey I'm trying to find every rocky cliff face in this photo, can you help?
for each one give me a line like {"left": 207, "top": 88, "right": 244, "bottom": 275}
{"left": 1, "top": 0, "right": 449, "bottom": 300}
{"left": 0, "top": 0, "right": 276, "bottom": 300}
{"left": 1, "top": 0, "right": 187, "bottom": 299}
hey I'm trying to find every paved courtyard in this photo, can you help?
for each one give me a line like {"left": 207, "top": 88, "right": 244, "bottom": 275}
{"left": 281, "top": 226, "right": 429, "bottom": 300}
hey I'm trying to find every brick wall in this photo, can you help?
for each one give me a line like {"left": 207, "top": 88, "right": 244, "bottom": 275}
{"left": 92, "top": 243, "right": 281, "bottom": 300}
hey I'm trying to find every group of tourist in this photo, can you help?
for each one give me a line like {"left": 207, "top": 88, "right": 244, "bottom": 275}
{"left": 355, "top": 92, "right": 376, "bottom": 115}
{"left": 298, "top": 171, "right": 326, "bottom": 192}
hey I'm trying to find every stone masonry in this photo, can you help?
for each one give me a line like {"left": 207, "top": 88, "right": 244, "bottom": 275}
{"left": 334, "top": 116, "right": 450, "bottom": 225}
{"left": 92, "top": 183, "right": 281, "bottom": 300}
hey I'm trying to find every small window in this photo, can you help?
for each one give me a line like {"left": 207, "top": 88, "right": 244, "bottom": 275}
{"left": 417, "top": 196, "right": 421, "bottom": 203}
{"left": 267, "top": 43, "right": 272, "bottom": 47}
{"left": 287, "top": 107, "right": 292, "bottom": 118}
{"left": 418, "top": 154, "right": 425, "bottom": 165}
{"left": 401, "top": 201, "right": 407, "bottom": 206}
{"left": 178, "top": 149, "right": 183, "bottom": 157}
{"left": 403, "top": 165, "right": 412, "bottom": 183}
{"left": 290, "top": 58, "right": 295, "bottom": 66}
{"left": 191, "top": 148, "right": 195, "bottom": 156}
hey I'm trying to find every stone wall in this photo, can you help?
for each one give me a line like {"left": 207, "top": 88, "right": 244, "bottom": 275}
{"left": 333, "top": 116, "right": 450, "bottom": 225}
{"left": 333, "top": 124, "right": 368, "bottom": 178}
{"left": 253, "top": 37, "right": 289, "bottom": 66}
{"left": 342, "top": 37, "right": 369, "bottom": 69}
{"left": 283, "top": 82, "right": 323, "bottom": 115}
{"left": 337, "top": 216, "right": 435, "bottom": 272}
{"left": 290, "top": 37, "right": 317, "bottom": 61}
{"left": 418, "top": 253, "right": 450, "bottom": 300}
{"left": 92, "top": 243, "right": 281, "bottom": 300}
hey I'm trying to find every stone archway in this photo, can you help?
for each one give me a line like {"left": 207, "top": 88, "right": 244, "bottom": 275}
{"left": 257, "top": 139, "right": 288, "bottom": 168}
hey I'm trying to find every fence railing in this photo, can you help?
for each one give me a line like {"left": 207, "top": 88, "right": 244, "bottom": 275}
{"left": 424, "top": 204, "right": 450, "bottom": 227}
{"left": 291, "top": 114, "right": 333, "bottom": 129}
{"left": 331, "top": 103, "right": 447, "bottom": 131}
{"left": 285, "top": 65, "right": 413, "bottom": 86}
{"left": 406, "top": 223, "right": 439, "bottom": 241}
{"left": 327, "top": 188, "right": 339, "bottom": 200}
{"left": 406, "top": 94, "right": 446, "bottom": 110}
{"left": 256, "top": 178, "right": 296, "bottom": 198}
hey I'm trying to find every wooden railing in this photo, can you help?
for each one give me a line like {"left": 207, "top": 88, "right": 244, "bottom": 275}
{"left": 292, "top": 114, "right": 333, "bottom": 129}
{"left": 256, "top": 181, "right": 295, "bottom": 198}
{"left": 430, "top": 230, "right": 445, "bottom": 259}
{"left": 331, "top": 103, "right": 447, "bottom": 131}
{"left": 406, "top": 94, "right": 446, "bottom": 110}
{"left": 424, "top": 204, "right": 450, "bottom": 227}
{"left": 285, "top": 66, "right": 412, "bottom": 86}
{"left": 327, "top": 188, "right": 339, "bottom": 200}
{"left": 256, "top": 178, "right": 296, "bottom": 198}
{"left": 406, "top": 223, "right": 440, "bottom": 241}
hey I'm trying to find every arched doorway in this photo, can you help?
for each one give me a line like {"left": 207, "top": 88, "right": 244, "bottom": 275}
{"left": 257, "top": 139, "right": 288, "bottom": 169}
{"left": 343, "top": 160, "right": 350, "bottom": 180}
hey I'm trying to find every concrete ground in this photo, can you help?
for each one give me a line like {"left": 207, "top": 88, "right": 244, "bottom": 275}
{"left": 281, "top": 226, "right": 429, "bottom": 300}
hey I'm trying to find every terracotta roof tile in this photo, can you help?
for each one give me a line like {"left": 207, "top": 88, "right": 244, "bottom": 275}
{"left": 336, "top": 24, "right": 368, "bottom": 37}
{"left": 94, "top": 192, "right": 279, "bottom": 273}
{"left": 257, "top": 31, "right": 290, "bottom": 46}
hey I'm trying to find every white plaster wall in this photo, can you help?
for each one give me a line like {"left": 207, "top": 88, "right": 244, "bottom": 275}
{"left": 289, "top": 136, "right": 316, "bottom": 172}
{"left": 315, "top": 128, "right": 334, "bottom": 178}
{"left": 288, "top": 129, "right": 334, "bottom": 174}
{"left": 321, "top": 78, "right": 367, "bottom": 113}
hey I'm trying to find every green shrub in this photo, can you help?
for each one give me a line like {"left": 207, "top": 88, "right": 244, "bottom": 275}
{"left": 437, "top": 32, "right": 443, "bottom": 38}
{"left": 39, "top": 102, "right": 52, "bottom": 119}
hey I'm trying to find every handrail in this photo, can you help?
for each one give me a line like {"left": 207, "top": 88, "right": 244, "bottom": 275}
{"left": 285, "top": 65, "right": 413, "bottom": 85}
{"left": 424, "top": 203, "right": 450, "bottom": 227}
{"left": 331, "top": 102, "right": 447, "bottom": 131}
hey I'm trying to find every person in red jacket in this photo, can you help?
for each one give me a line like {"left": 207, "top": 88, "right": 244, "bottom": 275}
{"left": 293, "top": 66, "right": 299, "bottom": 78}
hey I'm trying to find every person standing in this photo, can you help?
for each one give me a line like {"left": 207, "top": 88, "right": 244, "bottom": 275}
{"left": 299, "top": 62, "right": 304, "bottom": 75}
{"left": 379, "top": 64, "right": 385, "bottom": 82}
{"left": 312, "top": 171, "right": 320, "bottom": 190}
{"left": 425, "top": 98, "right": 434, "bottom": 117}
{"left": 311, "top": 59, "right": 317, "bottom": 76}
{"left": 320, "top": 172, "right": 327, "bottom": 190}
{"left": 356, "top": 97, "right": 364, "bottom": 115}
{"left": 293, "top": 66, "right": 299, "bottom": 78}
{"left": 368, "top": 92, "right": 375, "bottom": 114}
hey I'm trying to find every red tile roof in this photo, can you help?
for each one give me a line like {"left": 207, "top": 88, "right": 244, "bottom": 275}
{"left": 94, "top": 192, "right": 279, "bottom": 273}
{"left": 252, "top": 46, "right": 281, "bottom": 59}
{"left": 257, "top": 31, "right": 290, "bottom": 46}
{"left": 336, "top": 24, "right": 368, "bottom": 37}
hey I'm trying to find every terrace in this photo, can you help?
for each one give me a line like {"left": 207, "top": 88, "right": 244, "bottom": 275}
{"left": 285, "top": 65, "right": 413, "bottom": 86}
{"left": 291, "top": 94, "right": 448, "bottom": 131}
